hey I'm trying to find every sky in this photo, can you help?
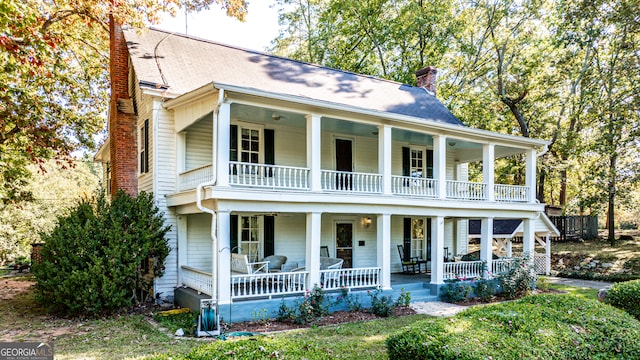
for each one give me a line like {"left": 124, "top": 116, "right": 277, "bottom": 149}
{"left": 156, "top": 1, "right": 281, "bottom": 52}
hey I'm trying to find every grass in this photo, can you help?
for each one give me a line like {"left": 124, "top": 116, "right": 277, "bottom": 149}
{"left": 546, "top": 282, "right": 599, "bottom": 299}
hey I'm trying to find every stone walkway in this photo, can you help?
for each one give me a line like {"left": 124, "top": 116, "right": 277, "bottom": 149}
{"left": 411, "top": 276, "right": 613, "bottom": 317}
{"left": 544, "top": 276, "right": 613, "bottom": 290}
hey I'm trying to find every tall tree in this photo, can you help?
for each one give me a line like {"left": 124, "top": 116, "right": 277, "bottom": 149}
{"left": 0, "top": 0, "right": 247, "bottom": 203}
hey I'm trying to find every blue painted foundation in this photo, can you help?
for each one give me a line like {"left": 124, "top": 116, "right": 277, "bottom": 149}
{"left": 176, "top": 281, "right": 440, "bottom": 323}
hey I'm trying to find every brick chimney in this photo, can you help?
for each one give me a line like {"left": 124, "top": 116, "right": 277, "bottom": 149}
{"left": 109, "top": 17, "right": 138, "bottom": 197}
{"left": 415, "top": 66, "right": 438, "bottom": 96}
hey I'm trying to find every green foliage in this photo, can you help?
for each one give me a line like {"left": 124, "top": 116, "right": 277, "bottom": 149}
{"left": 276, "top": 286, "right": 327, "bottom": 324}
{"left": 440, "top": 279, "right": 473, "bottom": 303}
{"left": 32, "top": 190, "right": 170, "bottom": 316}
{"left": 387, "top": 294, "right": 640, "bottom": 359}
{"left": 498, "top": 258, "right": 536, "bottom": 299}
{"left": 473, "top": 279, "right": 496, "bottom": 302}
{"left": 335, "top": 286, "right": 363, "bottom": 312}
{"left": 395, "top": 288, "right": 411, "bottom": 307}
{"left": 0, "top": 161, "right": 99, "bottom": 263}
{"left": 154, "top": 311, "right": 198, "bottom": 336}
{"left": 368, "top": 289, "right": 394, "bottom": 317}
{"left": 556, "top": 270, "right": 640, "bottom": 283}
{"left": 535, "top": 277, "right": 550, "bottom": 291}
{"left": 606, "top": 280, "right": 640, "bottom": 320}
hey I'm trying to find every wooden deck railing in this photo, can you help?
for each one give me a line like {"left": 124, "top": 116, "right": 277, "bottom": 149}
{"left": 230, "top": 162, "right": 309, "bottom": 190}
{"left": 391, "top": 176, "right": 438, "bottom": 197}
{"left": 321, "top": 170, "right": 382, "bottom": 193}
{"left": 231, "top": 271, "right": 309, "bottom": 299}
{"left": 181, "top": 266, "right": 213, "bottom": 296}
{"left": 319, "top": 267, "right": 381, "bottom": 291}
{"left": 446, "top": 181, "right": 487, "bottom": 200}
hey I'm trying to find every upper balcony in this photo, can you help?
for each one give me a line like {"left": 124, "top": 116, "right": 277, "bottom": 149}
{"left": 175, "top": 102, "right": 538, "bottom": 204}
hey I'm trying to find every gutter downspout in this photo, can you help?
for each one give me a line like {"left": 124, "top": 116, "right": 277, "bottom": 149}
{"left": 196, "top": 87, "right": 223, "bottom": 314}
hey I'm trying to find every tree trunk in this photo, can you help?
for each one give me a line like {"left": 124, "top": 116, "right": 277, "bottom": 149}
{"left": 537, "top": 167, "right": 546, "bottom": 203}
{"left": 559, "top": 168, "right": 567, "bottom": 207}
{"left": 607, "top": 153, "right": 616, "bottom": 246}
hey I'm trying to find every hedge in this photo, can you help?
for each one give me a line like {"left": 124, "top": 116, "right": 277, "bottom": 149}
{"left": 387, "top": 294, "right": 640, "bottom": 359}
{"left": 606, "top": 279, "right": 640, "bottom": 320}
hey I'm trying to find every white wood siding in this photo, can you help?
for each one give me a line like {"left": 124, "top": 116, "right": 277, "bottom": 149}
{"left": 272, "top": 124, "right": 306, "bottom": 167}
{"left": 174, "top": 93, "right": 217, "bottom": 132}
{"left": 152, "top": 98, "right": 179, "bottom": 297}
{"left": 321, "top": 133, "right": 378, "bottom": 172}
{"left": 274, "top": 214, "right": 306, "bottom": 263}
{"left": 137, "top": 93, "right": 153, "bottom": 193}
{"left": 185, "top": 117, "right": 213, "bottom": 169}
{"left": 187, "top": 213, "right": 212, "bottom": 272}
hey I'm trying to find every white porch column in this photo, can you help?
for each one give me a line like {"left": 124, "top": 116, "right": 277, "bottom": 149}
{"left": 430, "top": 216, "right": 445, "bottom": 284}
{"left": 483, "top": 143, "right": 495, "bottom": 201}
{"left": 379, "top": 125, "right": 392, "bottom": 195}
{"left": 506, "top": 240, "right": 513, "bottom": 257}
{"left": 176, "top": 215, "right": 187, "bottom": 285}
{"left": 480, "top": 218, "right": 494, "bottom": 278}
{"left": 306, "top": 114, "right": 322, "bottom": 192}
{"left": 525, "top": 149, "right": 537, "bottom": 203}
{"left": 545, "top": 233, "right": 551, "bottom": 275}
{"left": 305, "top": 212, "right": 322, "bottom": 287}
{"left": 433, "top": 135, "right": 447, "bottom": 199}
{"left": 522, "top": 218, "right": 535, "bottom": 267}
{"left": 215, "top": 102, "right": 231, "bottom": 187}
{"left": 217, "top": 210, "right": 231, "bottom": 304}
{"left": 376, "top": 214, "right": 391, "bottom": 289}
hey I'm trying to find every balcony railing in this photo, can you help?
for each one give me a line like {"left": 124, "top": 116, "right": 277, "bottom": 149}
{"left": 319, "top": 267, "right": 381, "bottom": 291}
{"left": 391, "top": 176, "right": 438, "bottom": 197}
{"left": 443, "top": 260, "right": 484, "bottom": 280}
{"left": 231, "top": 271, "right": 309, "bottom": 299}
{"left": 495, "top": 184, "right": 530, "bottom": 202}
{"left": 446, "top": 181, "right": 487, "bottom": 201}
{"left": 181, "top": 265, "right": 213, "bottom": 296}
{"left": 178, "top": 164, "right": 213, "bottom": 191}
{"left": 177, "top": 162, "right": 533, "bottom": 204}
{"left": 230, "top": 162, "right": 310, "bottom": 190}
{"left": 321, "top": 170, "right": 382, "bottom": 193}
{"left": 491, "top": 258, "right": 517, "bottom": 275}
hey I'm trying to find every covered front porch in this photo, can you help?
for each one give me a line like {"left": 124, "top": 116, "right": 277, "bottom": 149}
{"left": 175, "top": 211, "right": 545, "bottom": 307}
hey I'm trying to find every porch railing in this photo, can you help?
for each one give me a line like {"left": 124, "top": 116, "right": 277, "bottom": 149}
{"left": 443, "top": 260, "right": 484, "bottom": 280}
{"left": 181, "top": 265, "right": 213, "bottom": 296}
{"left": 491, "top": 258, "right": 517, "bottom": 275}
{"left": 178, "top": 164, "right": 213, "bottom": 191}
{"left": 231, "top": 271, "right": 309, "bottom": 299}
{"left": 495, "top": 184, "right": 530, "bottom": 202}
{"left": 230, "top": 162, "right": 310, "bottom": 190}
{"left": 321, "top": 170, "right": 382, "bottom": 193}
{"left": 446, "top": 181, "right": 487, "bottom": 200}
{"left": 391, "top": 176, "right": 438, "bottom": 197}
{"left": 320, "top": 267, "right": 381, "bottom": 291}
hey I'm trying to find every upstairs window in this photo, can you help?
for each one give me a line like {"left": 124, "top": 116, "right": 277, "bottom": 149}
{"left": 140, "top": 119, "right": 149, "bottom": 173}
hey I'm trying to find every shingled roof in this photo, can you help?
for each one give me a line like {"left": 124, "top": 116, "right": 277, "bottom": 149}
{"left": 468, "top": 219, "right": 523, "bottom": 237}
{"left": 124, "top": 28, "right": 464, "bottom": 126}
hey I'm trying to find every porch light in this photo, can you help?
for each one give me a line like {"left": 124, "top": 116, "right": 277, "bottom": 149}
{"left": 362, "top": 217, "right": 372, "bottom": 228}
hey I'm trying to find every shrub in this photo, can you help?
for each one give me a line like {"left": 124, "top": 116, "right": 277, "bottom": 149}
{"left": 276, "top": 286, "right": 327, "bottom": 324}
{"left": 395, "top": 288, "right": 411, "bottom": 307}
{"left": 368, "top": 289, "right": 395, "bottom": 317}
{"left": 606, "top": 279, "right": 640, "bottom": 320}
{"left": 473, "top": 279, "right": 496, "bottom": 302}
{"left": 387, "top": 294, "right": 640, "bottom": 359}
{"left": 440, "top": 279, "right": 472, "bottom": 303}
{"left": 32, "top": 190, "right": 170, "bottom": 316}
{"left": 498, "top": 257, "right": 536, "bottom": 299}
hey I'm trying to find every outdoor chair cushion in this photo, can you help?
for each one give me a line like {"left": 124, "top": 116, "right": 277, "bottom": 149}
{"left": 263, "top": 255, "right": 287, "bottom": 271}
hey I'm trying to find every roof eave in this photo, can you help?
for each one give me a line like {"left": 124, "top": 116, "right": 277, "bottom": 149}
{"left": 212, "top": 82, "right": 550, "bottom": 148}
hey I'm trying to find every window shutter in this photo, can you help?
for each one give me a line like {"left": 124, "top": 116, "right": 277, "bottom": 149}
{"left": 229, "top": 125, "right": 238, "bottom": 162}
{"left": 230, "top": 214, "right": 238, "bottom": 253}
{"left": 402, "top": 147, "right": 410, "bottom": 186}
{"left": 403, "top": 217, "right": 412, "bottom": 259}
{"left": 264, "top": 129, "right": 275, "bottom": 177}
{"left": 426, "top": 149, "right": 434, "bottom": 178}
{"left": 140, "top": 119, "right": 149, "bottom": 173}
{"left": 264, "top": 215, "right": 275, "bottom": 257}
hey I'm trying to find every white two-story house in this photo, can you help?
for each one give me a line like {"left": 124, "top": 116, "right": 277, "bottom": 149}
{"left": 96, "top": 26, "right": 557, "bottom": 322}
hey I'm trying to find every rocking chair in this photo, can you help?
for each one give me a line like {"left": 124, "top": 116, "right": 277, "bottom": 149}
{"left": 397, "top": 244, "right": 421, "bottom": 274}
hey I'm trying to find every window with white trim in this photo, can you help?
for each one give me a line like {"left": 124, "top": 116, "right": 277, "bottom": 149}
{"left": 240, "top": 215, "right": 262, "bottom": 261}
{"left": 411, "top": 218, "right": 425, "bottom": 260}
{"left": 139, "top": 119, "right": 149, "bottom": 173}
{"left": 410, "top": 148, "right": 424, "bottom": 178}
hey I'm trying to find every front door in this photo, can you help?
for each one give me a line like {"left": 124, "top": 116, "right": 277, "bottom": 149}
{"left": 336, "top": 222, "right": 353, "bottom": 268}
{"left": 335, "top": 139, "right": 353, "bottom": 190}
